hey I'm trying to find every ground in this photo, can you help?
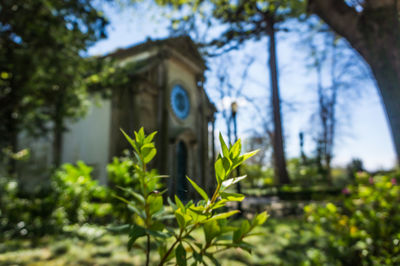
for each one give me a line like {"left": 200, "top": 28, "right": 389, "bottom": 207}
{"left": 0, "top": 218, "right": 303, "bottom": 266}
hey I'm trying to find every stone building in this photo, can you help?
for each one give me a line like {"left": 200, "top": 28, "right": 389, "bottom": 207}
{"left": 60, "top": 36, "right": 217, "bottom": 199}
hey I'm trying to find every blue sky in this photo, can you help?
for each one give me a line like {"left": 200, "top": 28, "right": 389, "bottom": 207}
{"left": 89, "top": 2, "right": 396, "bottom": 170}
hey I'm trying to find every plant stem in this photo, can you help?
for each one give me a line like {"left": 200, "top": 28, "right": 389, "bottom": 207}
{"left": 146, "top": 234, "right": 150, "bottom": 266}
{"left": 205, "top": 183, "right": 221, "bottom": 213}
{"left": 158, "top": 233, "right": 181, "bottom": 266}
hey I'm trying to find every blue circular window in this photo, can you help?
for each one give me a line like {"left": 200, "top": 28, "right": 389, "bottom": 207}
{"left": 170, "top": 85, "right": 190, "bottom": 119}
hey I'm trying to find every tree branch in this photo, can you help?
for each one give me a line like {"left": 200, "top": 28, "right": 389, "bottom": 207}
{"left": 307, "top": 0, "right": 366, "bottom": 56}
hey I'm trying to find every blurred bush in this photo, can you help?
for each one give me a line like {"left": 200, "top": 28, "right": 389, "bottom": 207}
{"left": 304, "top": 172, "right": 400, "bottom": 265}
{"left": 0, "top": 161, "right": 110, "bottom": 239}
{"left": 0, "top": 176, "right": 60, "bottom": 238}
{"left": 52, "top": 161, "right": 110, "bottom": 224}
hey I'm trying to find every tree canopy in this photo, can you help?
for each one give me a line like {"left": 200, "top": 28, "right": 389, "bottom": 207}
{"left": 0, "top": 0, "right": 108, "bottom": 169}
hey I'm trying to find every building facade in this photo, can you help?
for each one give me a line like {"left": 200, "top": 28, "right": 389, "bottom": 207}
{"left": 60, "top": 36, "right": 217, "bottom": 198}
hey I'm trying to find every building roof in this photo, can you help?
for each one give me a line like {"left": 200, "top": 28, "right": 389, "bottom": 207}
{"left": 105, "top": 35, "right": 206, "bottom": 71}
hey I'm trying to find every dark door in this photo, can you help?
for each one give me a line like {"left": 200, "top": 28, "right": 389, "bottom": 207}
{"left": 176, "top": 141, "right": 188, "bottom": 201}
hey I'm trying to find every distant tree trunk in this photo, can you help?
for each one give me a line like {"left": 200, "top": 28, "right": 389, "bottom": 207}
{"left": 4, "top": 79, "right": 19, "bottom": 176}
{"left": 53, "top": 90, "right": 66, "bottom": 168}
{"left": 309, "top": 0, "right": 400, "bottom": 165}
{"left": 7, "top": 116, "right": 18, "bottom": 175}
{"left": 326, "top": 38, "right": 338, "bottom": 181}
{"left": 266, "top": 14, "right": 290, "bottom": 185}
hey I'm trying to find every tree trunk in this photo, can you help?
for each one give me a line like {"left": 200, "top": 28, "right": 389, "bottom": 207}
{"left": 371, "top": 64, "right": 400, "bottom": 166}
{"left": 53, "top": 116, "right": 63, "bottom": 168}
{"left": 8, "top": 116, "right": 18, "bottom": 175}
{"left": 309, "top": 0, "right": 400, "bottom": 165}
{"left": 267, "top": 15, "right": 291, "bottom": 185}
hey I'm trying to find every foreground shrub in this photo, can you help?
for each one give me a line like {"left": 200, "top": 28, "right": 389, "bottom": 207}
{"left": 304, "top": 172, "right": 400, "bottom": 265}
{"left": 111, "top": 128, "right": 268, "bottom": 266}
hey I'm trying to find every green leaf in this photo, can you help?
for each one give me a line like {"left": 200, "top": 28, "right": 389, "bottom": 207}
{"left": 221, "top": 157, "right": 232, "bottom": 177}
{"left": 221, "top": 175, "right": 247, "bottom": 191}
{"left": 176, "top": 243, "right": 187, "bottom": 266}
{"left": 135, "top": 127, "right": 146, "bottom": 144}
{"left": 233, "top": 220, "right": 250, "bottom": 243}
{"left": 107, "top": 224, "right": 130, "bottom": 233}
{"left": 237, "top": 241, "right": 254, "bottom": 253}
{"left": 148, "top": 194, "right": 163, "bottom": 215}
{"left": 215, "top": 158, "right": 225, "bottom": 185}
{"left": 203, "top": 220, "right": 220, "bottom": 244}
{"left": 141, "top": 146, "right": 157, "bottom": 164}
{"left": 175, "top": 195, "right": 185, "bottom": 211}
{"left": 241, "top": 150, "right": 259, "bottom": 162}
{"left": 230, "top": 139, "right": 241, "bottom": 159}
{"left": 205, "top": 253, "right": 221, "bottom": 266}
{"left": 219, "top": 133, "right": 229, "bottom": 158}
{"left": 128, "top": 204, "right": 146, "bottom": 219}
{"left": 120, "top": 129, "right": 138, "bottom": 153}
{"left": 193, "top": 250, "right": 203, "bottom": 263}
{"left": 113, "top": 194, "right": 131, "bottom": 205}
{"left": 127, "top": 225, "right": 146, "bottom": 251}
{"left": 252, "top": 211, "right": 269, "bottom": 226}
{"left": 144, "top": 131, "right": 157, "bottom": 144}
{"left": 175, "top": 208, "right": 186, "bottom": 229}
{"left": 220, "top": 192, "right": 245, "bottom": 202}
{"left": 168, "top": 197, "right": 177, "bottom": 211}
{"left": 210, "top": 199, "right": 228, "bottom": 210}
{"left": 186, "top": 176, "right": 209, "bottom": 201}
{"left": 146, "top": 228, "right": 169, "bottom": 239}
{"left": 206, "top": 210, "right": 239, "bottom": 222}
{"left": 116, "top": 186, "right": 145, "bottom": 204}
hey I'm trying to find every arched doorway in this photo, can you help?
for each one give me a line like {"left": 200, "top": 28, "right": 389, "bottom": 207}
{"left": 176, "top": 140, "right": 188, "bottom": 201}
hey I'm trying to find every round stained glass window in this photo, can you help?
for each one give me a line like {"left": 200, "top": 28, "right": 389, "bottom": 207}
{"left": 170, "top": 85, "right": 190, "bottom": 120}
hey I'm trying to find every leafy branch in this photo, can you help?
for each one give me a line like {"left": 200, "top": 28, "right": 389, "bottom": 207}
{"left": 111, "top": 128, "right": 268, "bottom": 266}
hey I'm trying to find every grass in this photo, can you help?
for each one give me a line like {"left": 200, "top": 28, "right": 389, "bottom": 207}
{"left": 0, "top": 218, "right": 307, "bottom": 266}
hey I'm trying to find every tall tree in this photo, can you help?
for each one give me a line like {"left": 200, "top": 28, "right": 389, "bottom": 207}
{"left": 308, "top": 0, "right": 400, "bottom": 165}
{"left": 0, "top": 0, "right": 107, "bottom": 171}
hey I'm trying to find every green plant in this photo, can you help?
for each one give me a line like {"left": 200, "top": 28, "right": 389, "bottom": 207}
{"left": 52, "top": 161, "right": 108, "bottom": 224}
{"left": 0, "top": 175, "right": 63, "bottom": 238}
{"left": 112, "top": 128, "right": 268, "bottom": 266}
{"left": 304, "top": 172, "right": 400, "bottom": 265}
{"left": 107, "top": 156, "right": 159, "bottom": 222}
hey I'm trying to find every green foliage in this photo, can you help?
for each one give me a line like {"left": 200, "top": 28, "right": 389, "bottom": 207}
{"left": 0, "top": 176, "right": 61, "bottom": 238}
{"left": 304, "top": 172, "right": 400, "bottom": 265}
{"left": 241, "top": 164, "right": 274, "bottom": 187}
{"left": 0, "top": 161, "right": 109, "bottom": 239}
{"left": 155, "top": 0, "right": 306, "bottom": 50}
{"left": 107, "top": 155, "right": 144, "bottom": 222}
{"left": 112, "top": 129, "right": 268, "bottom": 265}
{"left": 346, "top": 158, "right": 364, "bottom": 180}
{"left": 52, "top": 161, "right": 109, "bottom": 224}
{"left": 0, "top": 0, "right": 107, "bottom": 166}
{"left": 287, "top": 157, "right": 322, "bottom": 186}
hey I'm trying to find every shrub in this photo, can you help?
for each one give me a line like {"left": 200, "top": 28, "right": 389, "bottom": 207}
{"left": 111, "top": 128, "right": 268, "bottom": 266}
{"left": 52, "top": 161, "right": 109, "bottom": 224}
{"left": 0, "top": 176, "right": 60, "bottom": 238}
{"left": 0, "top": 161, "right": 110, "bottom": 239}
{"left": 304, "top": 172, "right": 400, "bottom": 265}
